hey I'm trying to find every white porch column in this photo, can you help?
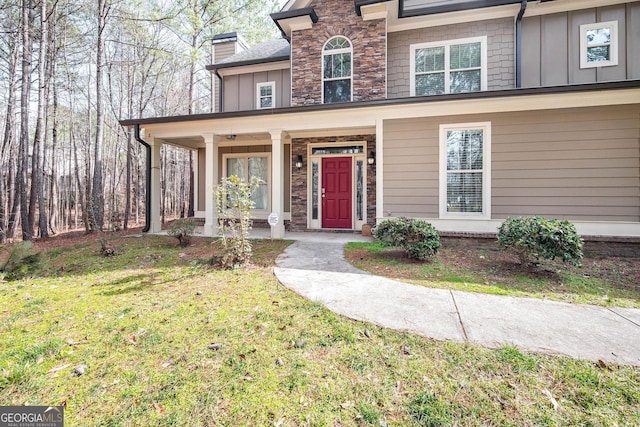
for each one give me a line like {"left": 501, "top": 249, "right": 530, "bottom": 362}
{"left": 375, "top": 119, "right": 384, "bottom": 225}
{"left": 149, "top": 137, "right": 162, "bottom": 233}
{"left": 269, "top": 129, "right": 286, "bottom": 239}
{"left": 203, "top": 134, "right": 218, "bottom": 237}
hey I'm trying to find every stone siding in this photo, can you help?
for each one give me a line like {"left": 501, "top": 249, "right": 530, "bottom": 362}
{"left": 291, "top": 0, "right": 386, "bottom": 106}
{"left": 290, "top": 135, "right": 376, "bottom": 231}
{"left": 387, "top": 17, "right": 515, "bottom": 98}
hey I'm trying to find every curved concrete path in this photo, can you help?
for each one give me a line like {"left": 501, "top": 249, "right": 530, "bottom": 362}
{"left": 274, "top": 234, "right": 640, "bottom": 366}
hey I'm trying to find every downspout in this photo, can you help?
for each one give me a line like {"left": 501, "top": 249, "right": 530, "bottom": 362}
{"left": 214, "top": 69, "right": 224, "bottom": 112}
{"left": 134, "top": 124, "right": 152, "bottom": 233}
{"left": 516, "top": 0, "right": 528, "bottom": 88}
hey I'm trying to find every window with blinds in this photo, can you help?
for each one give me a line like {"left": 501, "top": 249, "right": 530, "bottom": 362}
{"left": 439, "top": 123, "right": 491, "bottom": 218}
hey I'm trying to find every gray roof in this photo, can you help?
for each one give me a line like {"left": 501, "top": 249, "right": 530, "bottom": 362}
{"left": 218, "top": 39, "right": 290, "bottom": 66}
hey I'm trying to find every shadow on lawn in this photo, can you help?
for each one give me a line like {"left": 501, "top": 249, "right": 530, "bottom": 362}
{"left": 97, "top": 272, "right": 166, "bottom": 296}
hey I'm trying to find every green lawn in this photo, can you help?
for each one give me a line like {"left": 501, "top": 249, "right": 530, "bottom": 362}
{"left": 1, "top": 234, "right": 639, "bottom": 426}
{"left": 345, "top": 241, "right": 640, "bottom": 308}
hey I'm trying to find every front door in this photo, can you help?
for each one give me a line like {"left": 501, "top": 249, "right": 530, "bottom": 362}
{"left": 322, "top": 157, "right": 352, "bottom": 229}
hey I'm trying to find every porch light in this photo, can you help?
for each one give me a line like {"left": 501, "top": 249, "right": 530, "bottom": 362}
{"left": 225, "top": 134, "right": 236, "bottom": 141}
{"left": 367, "top": 151, "right": 375, "bottom": 165}
{"left": 295, "top": 154, "right": 303, "bottom": 170}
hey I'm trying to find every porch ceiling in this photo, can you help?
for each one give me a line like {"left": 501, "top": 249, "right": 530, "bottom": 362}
{"left": 158, "top": 132, "right": 275, "bottom": 149}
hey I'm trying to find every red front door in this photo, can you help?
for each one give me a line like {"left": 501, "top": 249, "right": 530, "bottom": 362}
{"left": 322, "top": 157, "right": 352, "bottom": 229}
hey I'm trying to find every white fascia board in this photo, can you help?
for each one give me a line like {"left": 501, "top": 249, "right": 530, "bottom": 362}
{"left": 361, "top": 3, "right": 390, "bottom": 21}
{"left": 217, "top": 60, "right": 289, "bottom": 77}
{"left": 388, "top": 4, "right": 520, "bottom": 32}
{"left": 143, "top": 88, "right": 640, "bottom": 140}
{"left": 278, "top": 15, "right": 315, "bottom": 38}
{"left": 525, "top": 0, "right": 635, "bottom": 17}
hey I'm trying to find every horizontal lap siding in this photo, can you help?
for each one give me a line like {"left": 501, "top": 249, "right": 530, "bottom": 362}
{"left": 492, "top": 106, "right": 640, "bottom": 221}
{"left": 383, "top": 118, "right": 440, "bottom": 217}
{"left": 383, "top": 106, "right": 640, "bottom": 222}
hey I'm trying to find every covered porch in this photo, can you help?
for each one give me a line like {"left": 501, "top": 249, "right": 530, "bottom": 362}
{"left": 142, "top": 120, "right": 380, "bottom": 239}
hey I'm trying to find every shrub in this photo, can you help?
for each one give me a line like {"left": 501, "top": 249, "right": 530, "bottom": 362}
{"left": 498, "top": 216, "right": 583, "bottom": 266}
{"left": 167, "top": 218, "right": 196, "bottom": 247}
{"left": 373, "top": 217, "right": 440, "bottom": 260}
{"left": 215, "top": 175, "right": 262, "bottom": 269}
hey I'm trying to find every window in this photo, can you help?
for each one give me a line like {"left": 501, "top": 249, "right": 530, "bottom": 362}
{"left": 224, "top": 154, "right": 270, "bottom": 210}
{"left": 257, "top": 82, "right": 275, "bottom": 109}
{"left": 580, "top": 21, "right": 618, "bottom": 68}
{"left": 411, "top": 37, "right": 487, "bottom": 96}
{"left": 439, "top": 123, "right": 491, "bottom": 218}
{"left": 323, "top": 36, "right": 352, "bottom": 103}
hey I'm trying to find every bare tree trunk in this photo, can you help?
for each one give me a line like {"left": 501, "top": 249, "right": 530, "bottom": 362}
{"left": 18, "top": 0, "right": 34, "bottom": 241}
{"left": 32, "top": 0, "right": 49, "bottom": 239}
{"left": 0, "top": 28, "right": 19, "bottom": 244}
{"left": 49, "top": 63, "right": 60, "bottom": 235}
{"left": 92, "top": 0, "right": 109, "bottom": 231}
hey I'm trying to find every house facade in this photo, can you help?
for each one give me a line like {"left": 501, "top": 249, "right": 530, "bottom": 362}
{"left": 121, "top": 0, "right": 640, "bottom": 239}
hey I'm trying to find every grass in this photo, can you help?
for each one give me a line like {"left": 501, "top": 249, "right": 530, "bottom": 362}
{"left": 0, "top": 233, "right": 639, "bottom": 425}
{"left": 345, "top": 241, "right": 640, "bottom": 308}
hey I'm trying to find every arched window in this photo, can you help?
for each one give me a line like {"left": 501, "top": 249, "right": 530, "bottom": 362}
{"left": 322, "top": 36, "right": 352, "bottom": 103}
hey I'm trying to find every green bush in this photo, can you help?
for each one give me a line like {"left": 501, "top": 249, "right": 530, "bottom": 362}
{"left": 372, "top": 217, "right": 440, "bottom": 260}
{"left": 167, "top": 218, "right": 196, "bottom": 247}
{"left": 498, "top": 216, "right": 583, "bottom": 266}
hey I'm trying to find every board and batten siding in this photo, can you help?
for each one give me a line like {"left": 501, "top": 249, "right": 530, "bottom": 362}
{"left": 522, "top": 2, "right": 640, "bottom": 87}
{"left": 387, "top": 18, "right": 515, "bottom": 99}
{"left": 222, "top": 69, "right": 291, "bottom": 112}
{"left": 213, "top": 42, "right": 240, "bottom": 113}
{"left": 383, "top": 105, "right": 640, "bottom": 222}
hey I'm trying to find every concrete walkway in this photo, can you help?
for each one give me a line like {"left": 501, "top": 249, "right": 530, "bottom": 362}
{"left": 273, "top": 233, "right": 640, "bottom": 366}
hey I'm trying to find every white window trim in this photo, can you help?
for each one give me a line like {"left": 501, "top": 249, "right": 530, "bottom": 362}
{"left": 410, "top": 36, "right": 488, "bottom": 97}
{"left": 580, "top": 21, "right": 618, "bottom": 69}
{"left": 256, "top": 81, "right": 276, "bottom": 109}
{"left": 439, "top": 122, "right": 491, "bottom": 219}
{"left": 222, "top": 152, "right": 271, "bottom": 213}
{"left": 322, "top": 36, "right": 353, "bottom": 104}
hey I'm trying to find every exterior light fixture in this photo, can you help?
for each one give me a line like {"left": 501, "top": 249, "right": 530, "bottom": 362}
{"left": 367, "top": 151, "right": 375, "bottom": 165}
{"left": 295, "top": 154, "right": 303, "bottom": 170}
{"left": 225, "top": 134, "right": 236, "bottom": 141}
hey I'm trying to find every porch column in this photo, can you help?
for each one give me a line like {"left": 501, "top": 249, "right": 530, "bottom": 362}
{"left": 376, "top": 119, "right": 384, "bottom": 225}
{"left": 270, "top": 129, "right": 286, "bottom": 239}
{"left": 149, "top": 137, "right": 162, "bottom": 233}
{"left": 203, "top": 133, "right": 218, "bottom": 237}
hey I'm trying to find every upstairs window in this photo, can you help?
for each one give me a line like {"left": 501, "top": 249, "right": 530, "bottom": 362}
{"left": 257, "top": 82, "right": 275, "bottom": 109}
{"left": 580, "top": 21, "right": 618, "bottom": 68}
{"left": 411, "top": 37, "right": 487, "bottom": 96}
{"left": 323, "top": 36, "right": 352, "bottom": 103}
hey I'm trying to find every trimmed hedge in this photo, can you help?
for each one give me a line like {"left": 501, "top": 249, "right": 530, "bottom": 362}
{"left": 498, "top": 216, "right": 583, "bottom": 266}
{"left": 373, "top": 217, "right": 440, "bottom": 260}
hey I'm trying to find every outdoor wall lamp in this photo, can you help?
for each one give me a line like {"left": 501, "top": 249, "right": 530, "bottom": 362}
{"left": 295, "top": 154, "right": 303, "bottom": 170}
{"left": 225, "top": 134, "right": 236, "bottom": 141}
{"left": 367, "top": 151, "right": 375, "bottom": 165}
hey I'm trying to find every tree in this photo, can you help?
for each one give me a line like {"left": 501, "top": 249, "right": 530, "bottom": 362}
{"left": 0, "top": 1, "right": 20, "bottom": 243}
{"left": 17, "top": 0, "right": 34, "bottom": 241}
{"left": 91, "top": 0, "right": 110, "bottom": 231}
